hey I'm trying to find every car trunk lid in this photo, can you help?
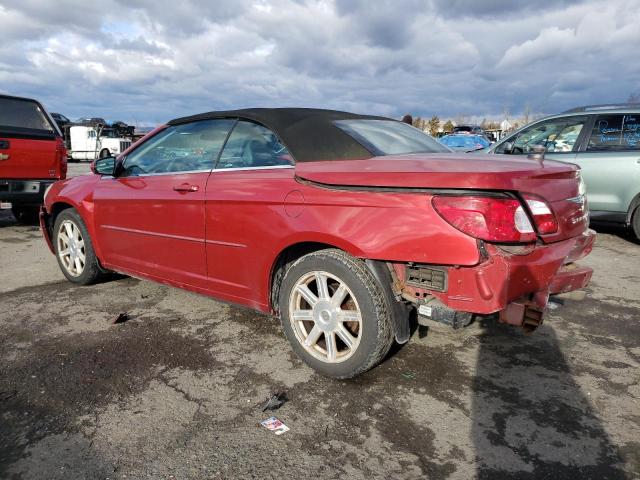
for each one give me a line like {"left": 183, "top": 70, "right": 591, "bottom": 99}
{"left": 295, "top": 153, "right": 588, "bottom": 243}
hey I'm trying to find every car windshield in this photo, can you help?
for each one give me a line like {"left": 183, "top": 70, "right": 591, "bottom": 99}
{"left": 334, "top": 119, "right": 450, "bottom": 156}
{"left": 440, "top": 135, "right": 489, "bottom": 148}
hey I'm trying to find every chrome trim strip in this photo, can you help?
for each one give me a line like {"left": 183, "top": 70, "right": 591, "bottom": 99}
{"left": 211, "top": 165, "right": 294, "bottom": 173}
{"left": 121, "top": 169, "right": 212, "bottom": 178}
{"left": 119, "top": 165, "right": 294, "bottom": 178}
{"left": 205, "top": 239, "right": 247, "bottom": 248}
{"left": 102, "top": 225, "right": 248, "bottom": 249}
{"left": 102, "top": 224, "right": 204, "bottom": 243}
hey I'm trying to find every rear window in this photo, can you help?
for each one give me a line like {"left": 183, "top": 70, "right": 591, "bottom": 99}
{"left": 587, "top": 114, "right": 640, "bottom": 151}
{"left": 0, "top": 97, "right": 55, "bottom": 135}
{"left": 334, "top": 119, "right": 450, "bottom": 156}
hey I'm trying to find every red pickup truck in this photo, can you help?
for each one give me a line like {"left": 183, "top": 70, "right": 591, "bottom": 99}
{"left": 0, "top": 94, "right": 67, "bottom": 222}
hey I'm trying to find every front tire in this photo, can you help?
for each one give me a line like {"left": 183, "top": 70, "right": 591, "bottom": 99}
{"left": 633, "top": 207, "right": 640, "bottom": 242}
{"left": 53, "top": 208, "right": 105, "bottom": 285}
{"left": 279, "top": 249, "right": 394, "bottom": 379}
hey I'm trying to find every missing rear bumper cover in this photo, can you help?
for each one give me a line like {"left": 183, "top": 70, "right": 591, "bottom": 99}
{"left": 405, "top": 264, "right": 447, "bottom": 292}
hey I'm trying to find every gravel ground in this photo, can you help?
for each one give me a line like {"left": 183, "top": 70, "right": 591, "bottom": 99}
{"left": 0, "top": 167, "right": 638, "bottom": 479}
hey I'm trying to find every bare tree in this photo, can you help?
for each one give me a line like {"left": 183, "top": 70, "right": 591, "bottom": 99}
{"left": 428, "top": 116, "right": 441, "bottom": 136}
{"left": 412, "top": 116, "right": 428, "bottom": 131}
{"left": 523, "top": 104, "right": 531, "bottom": 125}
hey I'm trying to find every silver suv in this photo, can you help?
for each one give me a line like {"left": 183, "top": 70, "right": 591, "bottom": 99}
{"left": 487, "top": 103, "right": 640, "bottom": 240}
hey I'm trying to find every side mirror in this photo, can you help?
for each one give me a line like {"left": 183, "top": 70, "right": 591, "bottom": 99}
{"left": 91, "top": 156, "right": 116, "bottom": 176}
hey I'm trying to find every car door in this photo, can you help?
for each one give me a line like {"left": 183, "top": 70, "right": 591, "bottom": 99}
{"left": 492, "top": 116, "right": 588, "bottom": 165}
{"left": 573, "top": 113, "right": 640, "bottom": 216}
{"left": 204, "top": 120, "right": 295, "bottom": 305}
{"left": 93, "top": 119, "right": 236, "bottom": 288}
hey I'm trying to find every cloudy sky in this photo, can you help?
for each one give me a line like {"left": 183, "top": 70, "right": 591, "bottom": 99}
{"left": 1, "top": 0, "right": 638, "bottom": 125}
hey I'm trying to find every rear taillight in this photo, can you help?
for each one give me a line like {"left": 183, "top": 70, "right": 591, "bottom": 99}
{"left": 57, "top": 139, "right": 67, "bottom": 178}
{"left": 432, "top": 195, "right": 537, "bottom": 243}
{"left": 522, "top": 194, "right": 558, "bottom": 235}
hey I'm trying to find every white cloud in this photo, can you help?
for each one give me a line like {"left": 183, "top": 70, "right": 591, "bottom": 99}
{"left": 0, "top": 0, "right": 638, "bottom": 124}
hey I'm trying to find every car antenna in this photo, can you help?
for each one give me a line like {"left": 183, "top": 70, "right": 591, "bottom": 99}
{"left": 528, "top": 144, "right": 546, "bottom": 166}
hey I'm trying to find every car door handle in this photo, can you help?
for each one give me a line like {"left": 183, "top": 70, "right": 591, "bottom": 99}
{"left": 0, "top": 140, "right": 9, "bottom": 149}
{"left": 173, "top": 183, "right": 199, "bottom": 192}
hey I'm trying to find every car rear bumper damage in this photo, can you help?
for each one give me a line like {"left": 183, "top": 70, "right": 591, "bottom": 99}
{"left": 390, "top": 229, "right": 596, "bottom": 332}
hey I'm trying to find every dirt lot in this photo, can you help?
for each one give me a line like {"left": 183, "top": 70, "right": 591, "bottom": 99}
{"left": 1, "top": 163, "right": 639, "bottom": 479}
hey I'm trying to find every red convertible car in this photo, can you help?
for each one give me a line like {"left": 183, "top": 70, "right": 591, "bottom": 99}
{"left": 40, "top": 109, "right": 595, "bottom": 378}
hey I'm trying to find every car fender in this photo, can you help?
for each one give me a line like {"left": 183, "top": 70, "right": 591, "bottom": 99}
{"left": 44, "top": 176, "right": 103, "bottom": 261}
{"left": 627, "top": 191, "right": 640, "bottom": 224}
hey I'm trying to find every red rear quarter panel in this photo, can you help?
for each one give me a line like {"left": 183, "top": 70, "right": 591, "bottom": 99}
{"left": 204, "top": 168, "right": 480, "bottom": 310}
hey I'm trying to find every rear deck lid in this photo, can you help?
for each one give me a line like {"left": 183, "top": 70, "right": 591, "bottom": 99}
{"left": 296, "top": 153, "right": 588, "bottom": 242}
{"left": 0, "top": 96, "right": 63, "bottom": 180}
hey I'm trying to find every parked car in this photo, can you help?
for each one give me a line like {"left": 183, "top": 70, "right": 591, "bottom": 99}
{"left": 51, "top": 112, "right": 71, "bottom": 130}
{"left": 439, "top": 133, "right": 490, "bottom": 152}
{"left": 40, "top": 108, "right": 594, "bottom": 378}
{"left": 487, "top": 103, "right": 640, "bottom": 240}
{"left": 453, "top": 124, "right": 485, "bottom": 135}
{"left": 0, "top": 94, "right": 67, "bottom": 222}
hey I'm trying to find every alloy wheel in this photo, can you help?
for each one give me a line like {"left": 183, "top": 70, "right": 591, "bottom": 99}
{"left": 57, "top": 220, "right": 86, "bottom": 277}
{"left": 288, "top": 271, "right": 362, "bottom": 363}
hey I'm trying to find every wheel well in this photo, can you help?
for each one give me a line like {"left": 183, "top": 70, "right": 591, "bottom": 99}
{"left": 269, "top": 241, "right": 340, "bottom": 314}
{"left": 51, "top": 202, "right": 74, "bottom": 221}
{"left": 46, "top": 202, "right": 74, "bottom": 234}
{"left": 628, "top": 193, "right": 640, "bottom": 224}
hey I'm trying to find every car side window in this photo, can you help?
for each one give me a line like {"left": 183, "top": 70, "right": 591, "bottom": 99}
{"left": 216, "top": 121, "right": 293, "bottom": 169}
{"left": 121, "top": 119, "right": 235, "bottom": 177}
{"left": 497, "top": 117, "right": 585, "bottom": 154}
{"left": 587, "top": 114, "right": 640, "bottom": 151}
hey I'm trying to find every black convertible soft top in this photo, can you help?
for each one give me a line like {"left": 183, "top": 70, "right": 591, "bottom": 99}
{"left": 167, "top": 108, "right": 391, "bottom": 162}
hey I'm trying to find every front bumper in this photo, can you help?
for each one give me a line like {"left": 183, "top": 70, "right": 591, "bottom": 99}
{"left": 40, "top": 205, "right": 55, "bottom": 254}
{"left": 0, "top": 179, "right": 56, "bottom": 207}
{"left": 394, "top": 229, "right": 596, "bottom": 326}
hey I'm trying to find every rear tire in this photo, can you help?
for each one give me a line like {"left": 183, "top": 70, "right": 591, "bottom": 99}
{"left": 632, "top": 207, "right": 640, "bottom": 242}
{"left": 279, "top": 249, "right": 394, "bottom": 379}
{"left": 53, "top": 208, "right": 105, "bottom": 285}
{"left": 11, "top": 206, "right": 39, "bottom": 225}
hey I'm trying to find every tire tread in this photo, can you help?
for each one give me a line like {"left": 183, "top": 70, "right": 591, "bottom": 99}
{"left": 53, "top": 208, "right": 106, "bottom": 285}
{"left": 280, "top": 248, "right": 395, "bottom": 379}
